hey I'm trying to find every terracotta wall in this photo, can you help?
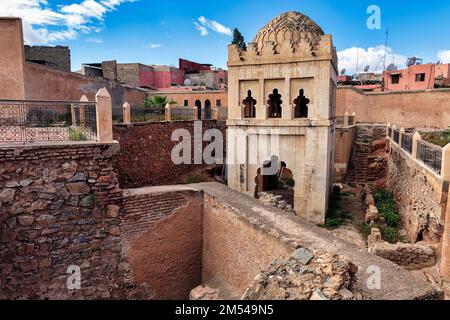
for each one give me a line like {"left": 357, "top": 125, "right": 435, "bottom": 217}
{"left": 25, "top": 62, "right": 147, "bottom": 111}
{"left": 112, "top": 120, "right": 226, "bottom": 188}
{"left": 337, "top": 87, "right": 450, "bottom": 128}
{"left": 121, "top": 189, "right": 203, "bottom": 299}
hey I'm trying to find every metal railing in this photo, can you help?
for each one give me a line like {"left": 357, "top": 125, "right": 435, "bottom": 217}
{"left": 171, "top": 107, "right": 196, "bottom": 121}
{"left": 214, "top": 106, "right": 228, "bottom": 120}
{"left": 130, "top": 107, "right": 165, "bottom": 123}
{"left": 0, "top": 99, "right": 97, "bottom": 144}
{"left": 348, "top": 115, "right": 355, "bottom": 126}
{"left": 417, "top": 139, "right": 442, "bottom": 174}
{"left": 401, "top": 133, "right": 413, "bottom": 154}
{"left": 393, "top": 129, "right": 400, "bottom": 143}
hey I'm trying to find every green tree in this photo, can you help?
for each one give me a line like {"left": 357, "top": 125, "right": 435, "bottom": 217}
{"left": 143, "top": 95, "right": 170, "bottom": 108}
{"left": 231, "top": 28, "right": 246, "bottom": 50}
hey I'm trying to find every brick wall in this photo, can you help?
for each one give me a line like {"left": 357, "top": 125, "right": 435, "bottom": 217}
{"left": 120, "top": 188, "right": 204, "bottom": 299}
{"left": 0, "top": 142, "right": 126, "bottom": 299}
{"left": 112, "top": 120, "right": 226, "bottom": 188}
{"left": 25, "top": 45, "right": 71, "bottom": 72}
{"left": 346, "top": 124, "right": 388, "bottom": 186}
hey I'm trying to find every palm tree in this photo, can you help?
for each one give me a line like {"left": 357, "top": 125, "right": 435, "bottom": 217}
{"left": 143, "top": 95, "right": 170, "bottom": 108}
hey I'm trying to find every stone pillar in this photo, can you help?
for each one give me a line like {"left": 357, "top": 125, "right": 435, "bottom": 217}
{"left": 95, "top": 88, "right": 113, "bottom": 143}
{"left": 343, "top": 112, "right": 349, "bottom": 127}
{"left": 352, "top": 112, "right": 356, "bottom": 125}
{"left": 441, "top": 194, "right": 450, "bottom": 289}
{"left": 165, "top": 103, "right": 172, "bottom": 121}
{"left": 412, "top": 131, "right": 422, "bottom": 159}
{"left": 0, "top": 18, "right": 26, "bottom": 99}
{"left": 441, "top": 143, "right": 450, "bottom": 180}
{"left": 399, "top": 127, "right": 405, "bottom": 147}
{"left": 123, "top": 102, "right": 131, "bottom": 124}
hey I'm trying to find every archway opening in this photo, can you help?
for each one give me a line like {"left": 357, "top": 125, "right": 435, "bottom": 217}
{"left": 267, "top": 89, "right": 282, "bottom": 118}
{"left": 204, "top": 100, "right": 212, "bottom": 120}
{"left": 243, "top": 90, "right": 256, "bottom": 118}
{"left": 294, "top": 89, "right": 310, "bottom": 118}
{"left": 254, "top": 155, "right": 295, "bottom": 212}
{"left": 195, "top": 100, "right": 202, "bottom": 120}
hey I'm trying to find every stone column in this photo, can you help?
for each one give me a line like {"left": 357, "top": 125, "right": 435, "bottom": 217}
{"left": 412, "top": 131, "right": 422, "bottom": 159}
{"left": 441, "top": 194, "right": 450, "bottom": 290}
{"left": 165, "top": 103, "right": 172, "bottom": 121}
{"left": 441, "top": 143, "right": 450, "bottom": 180}
{"left": 95, "top": 88, "right": 113, "bottom": 143}
{"left": 343, "top": 112, "right": 349, "bottom": 127}
{"left": 282, "top": 77, "right": 291, "bottom": 120}
{"left": 122, "top": 102, "right": 131, "bottom": 124}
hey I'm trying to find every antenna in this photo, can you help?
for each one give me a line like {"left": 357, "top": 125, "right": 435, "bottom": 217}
{"left": 383, "top": 28, "right": 389, "bottom": 71}
{"left": 340, "top": 68, "right": 346, "bottom": 75}
{"left": 364, "top": 65, "right": 370, "bottom": 72}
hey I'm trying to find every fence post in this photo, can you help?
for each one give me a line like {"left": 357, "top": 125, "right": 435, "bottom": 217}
{"left": 399, "top": 127, "right": 405, "bottom": 148}
{"left": 343, "top": 112, "right": 349, "bottom": 127}
{"left": 441, "top": 143, "right": 450, "bottom": 180}
{"left": 352, "top": 112, "right": 356, "bottom": 124}
{"left": 95, "top": 88, "right": 113, "bottom": 143}
{"left": 412, "top": 131, "right": 422, "bottom": 159}
{"left": 165, "top": 103, "right": 172, "bottom": 121}
{"left": 122, "top": 102, "right": 131, "bottom": 124}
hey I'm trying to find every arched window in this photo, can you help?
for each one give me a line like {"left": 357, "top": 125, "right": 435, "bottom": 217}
{"left": 204, "top": 100, "right": 212, "bottom": 120}
{"left": 195, "top": 100, "right": 202, "bottom": 120}
{"left": 294, "top": 89, "right": 310, "bottom": 118}
{"left": 267, "top": 89, "right": 282, "bottom": 118}
{"left": 242, "top": 90, "right": 256, "bottom": 118}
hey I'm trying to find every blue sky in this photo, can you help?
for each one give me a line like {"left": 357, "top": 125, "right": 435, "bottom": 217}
{"left": 2, "top": 0, "right": 450, "bottom": 73}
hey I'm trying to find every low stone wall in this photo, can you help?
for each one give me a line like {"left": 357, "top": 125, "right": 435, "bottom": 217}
{"left": 112, "top": 120, "right": 226, "bottom": 188}
{"left": 0, "top": 142, "right": 125, "bottom": 299}
{"left": 387, "top": 143, "right": 446, "bottom": 242}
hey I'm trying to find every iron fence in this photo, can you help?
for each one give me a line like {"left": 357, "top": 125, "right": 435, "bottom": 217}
{"left": 130, "top": 107, "right": 165, "bottom": 122}
{"left": 0, "top": 99, "right": 97, "bottom": 145}
{"left": 393, "top": 129, "right": 400, "bottom": 143}
{"left": 215, "top": 106, "right": 228, "bottom": 120}
{"left": 171, "top": 108, "right": 195, "bottom": 121}
{"left": 417, "top": 140, "right": 442, "bottom": 174}
{"left": 335, "top": 116, "right": 344, "bottom": 126}
{"left": 401, "top": 133, "right": 413, "bottom": 154}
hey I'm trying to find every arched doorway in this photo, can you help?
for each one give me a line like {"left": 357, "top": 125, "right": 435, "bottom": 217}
{"left": 254, "top": 155, "right": 295, "bottom": 211}
{"left": 204, "top": 100, "right": 212, "bottom": 120}
{"left": 195, "top": 100, "right": 202, "bottom": 120}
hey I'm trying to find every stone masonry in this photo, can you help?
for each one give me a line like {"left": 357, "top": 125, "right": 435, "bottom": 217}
{"left": 0, "top": 143, "right": 126, "bottom": 299}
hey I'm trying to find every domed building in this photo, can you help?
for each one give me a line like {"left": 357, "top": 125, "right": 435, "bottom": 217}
{"left": 226, "top": 11, "right": 337, "bottom": 224}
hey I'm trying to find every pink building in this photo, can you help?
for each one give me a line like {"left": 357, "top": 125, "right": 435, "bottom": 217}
{"left": 384, "top": 63, "right": 450, "bottom": 91}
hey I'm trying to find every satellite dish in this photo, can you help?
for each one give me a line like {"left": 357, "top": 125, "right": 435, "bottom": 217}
{"left": 340, "top": 68, "right": 346, "bottom": 75}
{"left": 364, "top": 65, "right": 370, "bottom": 72}
{"left": 351, "top": 74, "right": 357, "bottom": 80}
{"left": 386, "top": 63, "right": 397, "bottom": 71}
{"left": 184, "top": 79, "right": 192, "bottom": 86}
{"left": 437, "top": 61, "right": 441, "bottom": 65}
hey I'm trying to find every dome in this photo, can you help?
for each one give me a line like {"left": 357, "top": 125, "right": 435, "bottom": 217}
{"left": 252, "top": 11, "right": 324, "bottom": 53}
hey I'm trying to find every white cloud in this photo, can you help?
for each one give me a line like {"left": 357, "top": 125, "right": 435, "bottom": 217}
{"left": 194, "top": 16, "right": 232, "bottom": 36}
{"left": 86, "top": 37, "right": 103, "bottom": 43}
{"left": 0, "top": 0, "right": 135, "bottom": 44}
{"left": 337, "top": 45, "right": 407, "bottom": 75}
{"left": 148, "top": 43, "right": 163, "bottom": 49}
{"left": 437, "top": 50, "right": 450, "bottom": 63}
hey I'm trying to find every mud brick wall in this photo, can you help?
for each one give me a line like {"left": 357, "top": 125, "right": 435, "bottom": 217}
{"left": 0, "top": 142, "right": 126, "bottom": 299}
{"left": 120, "top": 188, "right": 204, "bottom": 299}
{"left": 112, "top": 120, "right": 226, "bottom": 188}
{"left": 346, "top": 124, "right": 388, "bottom": 186}
{"left": 387, "top": 144, "right": 446, "bottom": 243}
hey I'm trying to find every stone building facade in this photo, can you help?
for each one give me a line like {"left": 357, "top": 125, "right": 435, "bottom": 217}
{"left": 24, "top": 45, "right": 71, "bottom": 73}
{"left": 226, "top": 11, "right": 338, "bottom": 224}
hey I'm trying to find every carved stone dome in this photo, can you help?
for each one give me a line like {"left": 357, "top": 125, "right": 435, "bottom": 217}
{"left": 252, "top": 11, "right": 324, "bottom": 53}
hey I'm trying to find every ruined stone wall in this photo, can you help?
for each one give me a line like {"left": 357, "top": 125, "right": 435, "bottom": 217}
{"left": 120, "top": 187, "right": 203, "bottom": 299}
{"left": 334, "top": 126, "right": 356, "bottom": 182}
{"left": 387, "top": 144, "right": 446, "bottom": 242}
{"left": 112, "top": 120, "right": 226, "bottom": 188}
{"left": 346, "top": 124, "right": 388, "bottom": 186}
{"left": 0, "top": 143, "right": 125, "bottom": 299}
{"left": 24, "top": 45, "right": 71, "bottom": 73}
